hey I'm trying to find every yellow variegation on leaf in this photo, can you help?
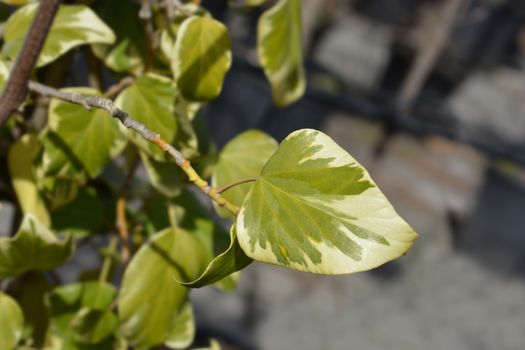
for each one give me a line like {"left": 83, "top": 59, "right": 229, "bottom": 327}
{"left": 237, "top": 129, "right": 417, "bottom": 274}
{"left": 2, "top": 4, "right": 115, "bottom": 67}
{"left": 257, "top": 0, "right": 305, "bottom": 107}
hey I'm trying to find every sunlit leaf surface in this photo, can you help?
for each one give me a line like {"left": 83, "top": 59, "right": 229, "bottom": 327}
{"left": 257, "top": 0, "right": 305, "bottom": 106}
{"left": 0, "top": 292, "right": 24, "bottom": 350}
{"left": 173, "top": 16, "right": 232, "bottom": 101}
{"left": 237, "top": 129, "right": 417, "bottom": 274}
{"left": 2, "top": 4, "right": 115, "bottom": 67}
{"left": 212, "top": 130, "right": 277, "bottom": 220}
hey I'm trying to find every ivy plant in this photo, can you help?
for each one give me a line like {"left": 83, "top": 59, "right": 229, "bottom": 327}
{"left": 0, "top": 0, "right": 417, "bottom": 349}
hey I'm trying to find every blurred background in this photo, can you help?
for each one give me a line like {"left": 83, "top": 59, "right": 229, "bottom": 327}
{"left": 195, "top": 0, "right": 525, "bottom": 349}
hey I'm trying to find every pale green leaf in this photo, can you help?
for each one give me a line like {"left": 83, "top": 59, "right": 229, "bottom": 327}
{"left": 8, "top": 134, "right": 51, "bottom": 227}
{"left": 0, "top": 59, "right": 8, "bottom": 91}
{"left": 115, "top": 73, "right": 177, "bottom": 160}
{"left": 0, "top": 0, "right": 31, "bottom": 5}
{"left": 173, "top": 16, "right": 232, "bottom": 101}
{"left": 71, "top": 308, "right": 118, "bottom": 344}
{"left": 237, "top": 129, "right": 418, "bottom": 274}
{"left": 176, "top": 225, "right": 252, "bottom": 289}
{"left": 164, "top": 301, "right": 195, "bottom": 349}
{"left": 119, "top": 228, "right": 206, "bottom": 349}
{"left": 0, "top": 292, "right": 24, "bottom": 350}
{"left": 212, "top": 129, "right": 277, "bottom": 219}
{"left": 0, "top": 214, "right": 74, "bottom": 279}
{"left": 257, "top": 0, "right": 305, "bottom": 106}
{"left": 48, "top": 88, "right": 127, "bottom": 178}
{"left": 2, "top": 4, "right": 115, "bottom": 67}
{"left": 140, "top": 152, "right": 182, "bottom": 198}
{"left": 46, "top": 282, "right": 118, "bottom": 350}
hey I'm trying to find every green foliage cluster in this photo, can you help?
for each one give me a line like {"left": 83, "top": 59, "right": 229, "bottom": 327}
{"left": 0, "top": 1, "right": 417, "bottom": 349}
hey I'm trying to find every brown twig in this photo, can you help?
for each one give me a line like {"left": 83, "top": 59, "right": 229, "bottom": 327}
{"left": 28, "top": 80, "right": 241, "bottom": 215}
{"left": 398, "top": 0, "right": 467, "bottom": 110}
{"left": 103, "top": 76, "right": 135, "bottom": 98}
{"left": 116, "top": 196, "right": 130, "bottom": 265}
{"left": 0, "top": 0, "right": 62, "bottom": 126}
{"left": 216, "top": 177, "right": 259, "bottom": 194}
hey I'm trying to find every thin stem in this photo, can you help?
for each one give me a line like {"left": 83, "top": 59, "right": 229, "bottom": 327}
{"left": 104, "top": 76, "right": 135, "bottom": 98}
{"left": 28, "top": 81, "right": 241, "bottom": 216}
{"left": 0, "top": 0, "right": 62, "bottom": 126}
{"left": 99, "top": 236, "right": 118, "bottom": 284}
{"left": 116, "top": 196, "right": 130, "bottom": 265}
{"left": 115, "top": 152, "right": 139, "bottom": 265}
{"left": 216, "top": 177, "right": 259, "bottom": 194}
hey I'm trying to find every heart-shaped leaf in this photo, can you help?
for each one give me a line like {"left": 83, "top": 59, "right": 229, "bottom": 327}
{"left": 237, "top": 129, "right": 417, "bottom": 274}
{"left": 212, "top": 130, "right": 277, "bottom": 220}
{"left": 48, "top": 88, "right": 127, "bottom": 178}
{"left": 173, "top": 16, "right": 232, "bottom": 101}
{"left": 0, "top": 214, "right": 74, "bottom": 279}
{"left": 257, "top": 0, "right": 305, "bottom": 106}
{"left": 2, "top": 4, "right": 115, "bottom": 67}
{"left": 0, "top": 292, "right": 24, "bottom": 350}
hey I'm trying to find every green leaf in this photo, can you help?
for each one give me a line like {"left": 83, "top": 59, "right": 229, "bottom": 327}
{"left": 257, "top": 0, "right": 305, "bottom": 106}
{"left": 51, "top": 187, "right": 107, "bottom": 237}
{"left": 48, "top": 88, "right": 127, "bottom": 178}
{"left": 164, "top": 301, "right": 195, "bottom": 349}
{"left": 8, "top": 133, "right": 51, "bottom": 227}
{"left": 169, "top": 190, "right": 249, "bottom": 291}
{"left": 0, "top": 0, "right": 30, "bottom": 6}
{"left": 176, "top": 225, "right": 252, "bottom": 289}
{"left": 10, "top": 273, "right": 52, "bottom": 348}
{"left": 173, "top": 16, "right": 232, "bottom": 101}
{"left": 71, "top": 308, "right": 118, "bottom": 345}
{"left": 0, "top": 292, "right": 24, "bottom": 350}
{"left": 115, "top": 73, "right": 177, "bottom": 160}
{"left": 2, "top": 4, "right": 115, "bottom": 67}
{"left": 119, "top": 228, "right": 206, "bottom": 349}
{"left": 46, "top": 282, "right": 118, "bottom": 350}
{"left": 140, "top": 152, "right": 182, "bottom": 198}
{"left": 0, "top": 59, "right": 8, "bottom": 91}
{"left": 91, "top": 0, "right": 146, "bottom": 74}
{"left": 237, "top": 129, "right": 418, "bottom": 274}
{"left": 0, "top": 214, "right": 74, "bottom": 279}
{"left": 212, "top": 130, "right": 277, "bottom": 219}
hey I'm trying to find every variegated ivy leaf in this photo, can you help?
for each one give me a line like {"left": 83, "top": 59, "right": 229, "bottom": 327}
{"left": 237, "top": 129, "right": 417, "bottom": 274}
{"left": 2, "top": 4, "right": 115, "bottom": 67}
{"left": 119, "top": 228, "right": 206, "bottom": 349}
{"left": 257, "top": 0, "right": 305, "bottom": 107}
{"left": 48, "top": 88, "right": 127, "bottom": 178}
{"left": 175, "top": 225, "right": 252, "bottom": 289}
{"left": 212, "top": 130, "right": 278, "bottom": 220}
{"left": 173, "top": 16, "right": 232, "bottom": 101}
